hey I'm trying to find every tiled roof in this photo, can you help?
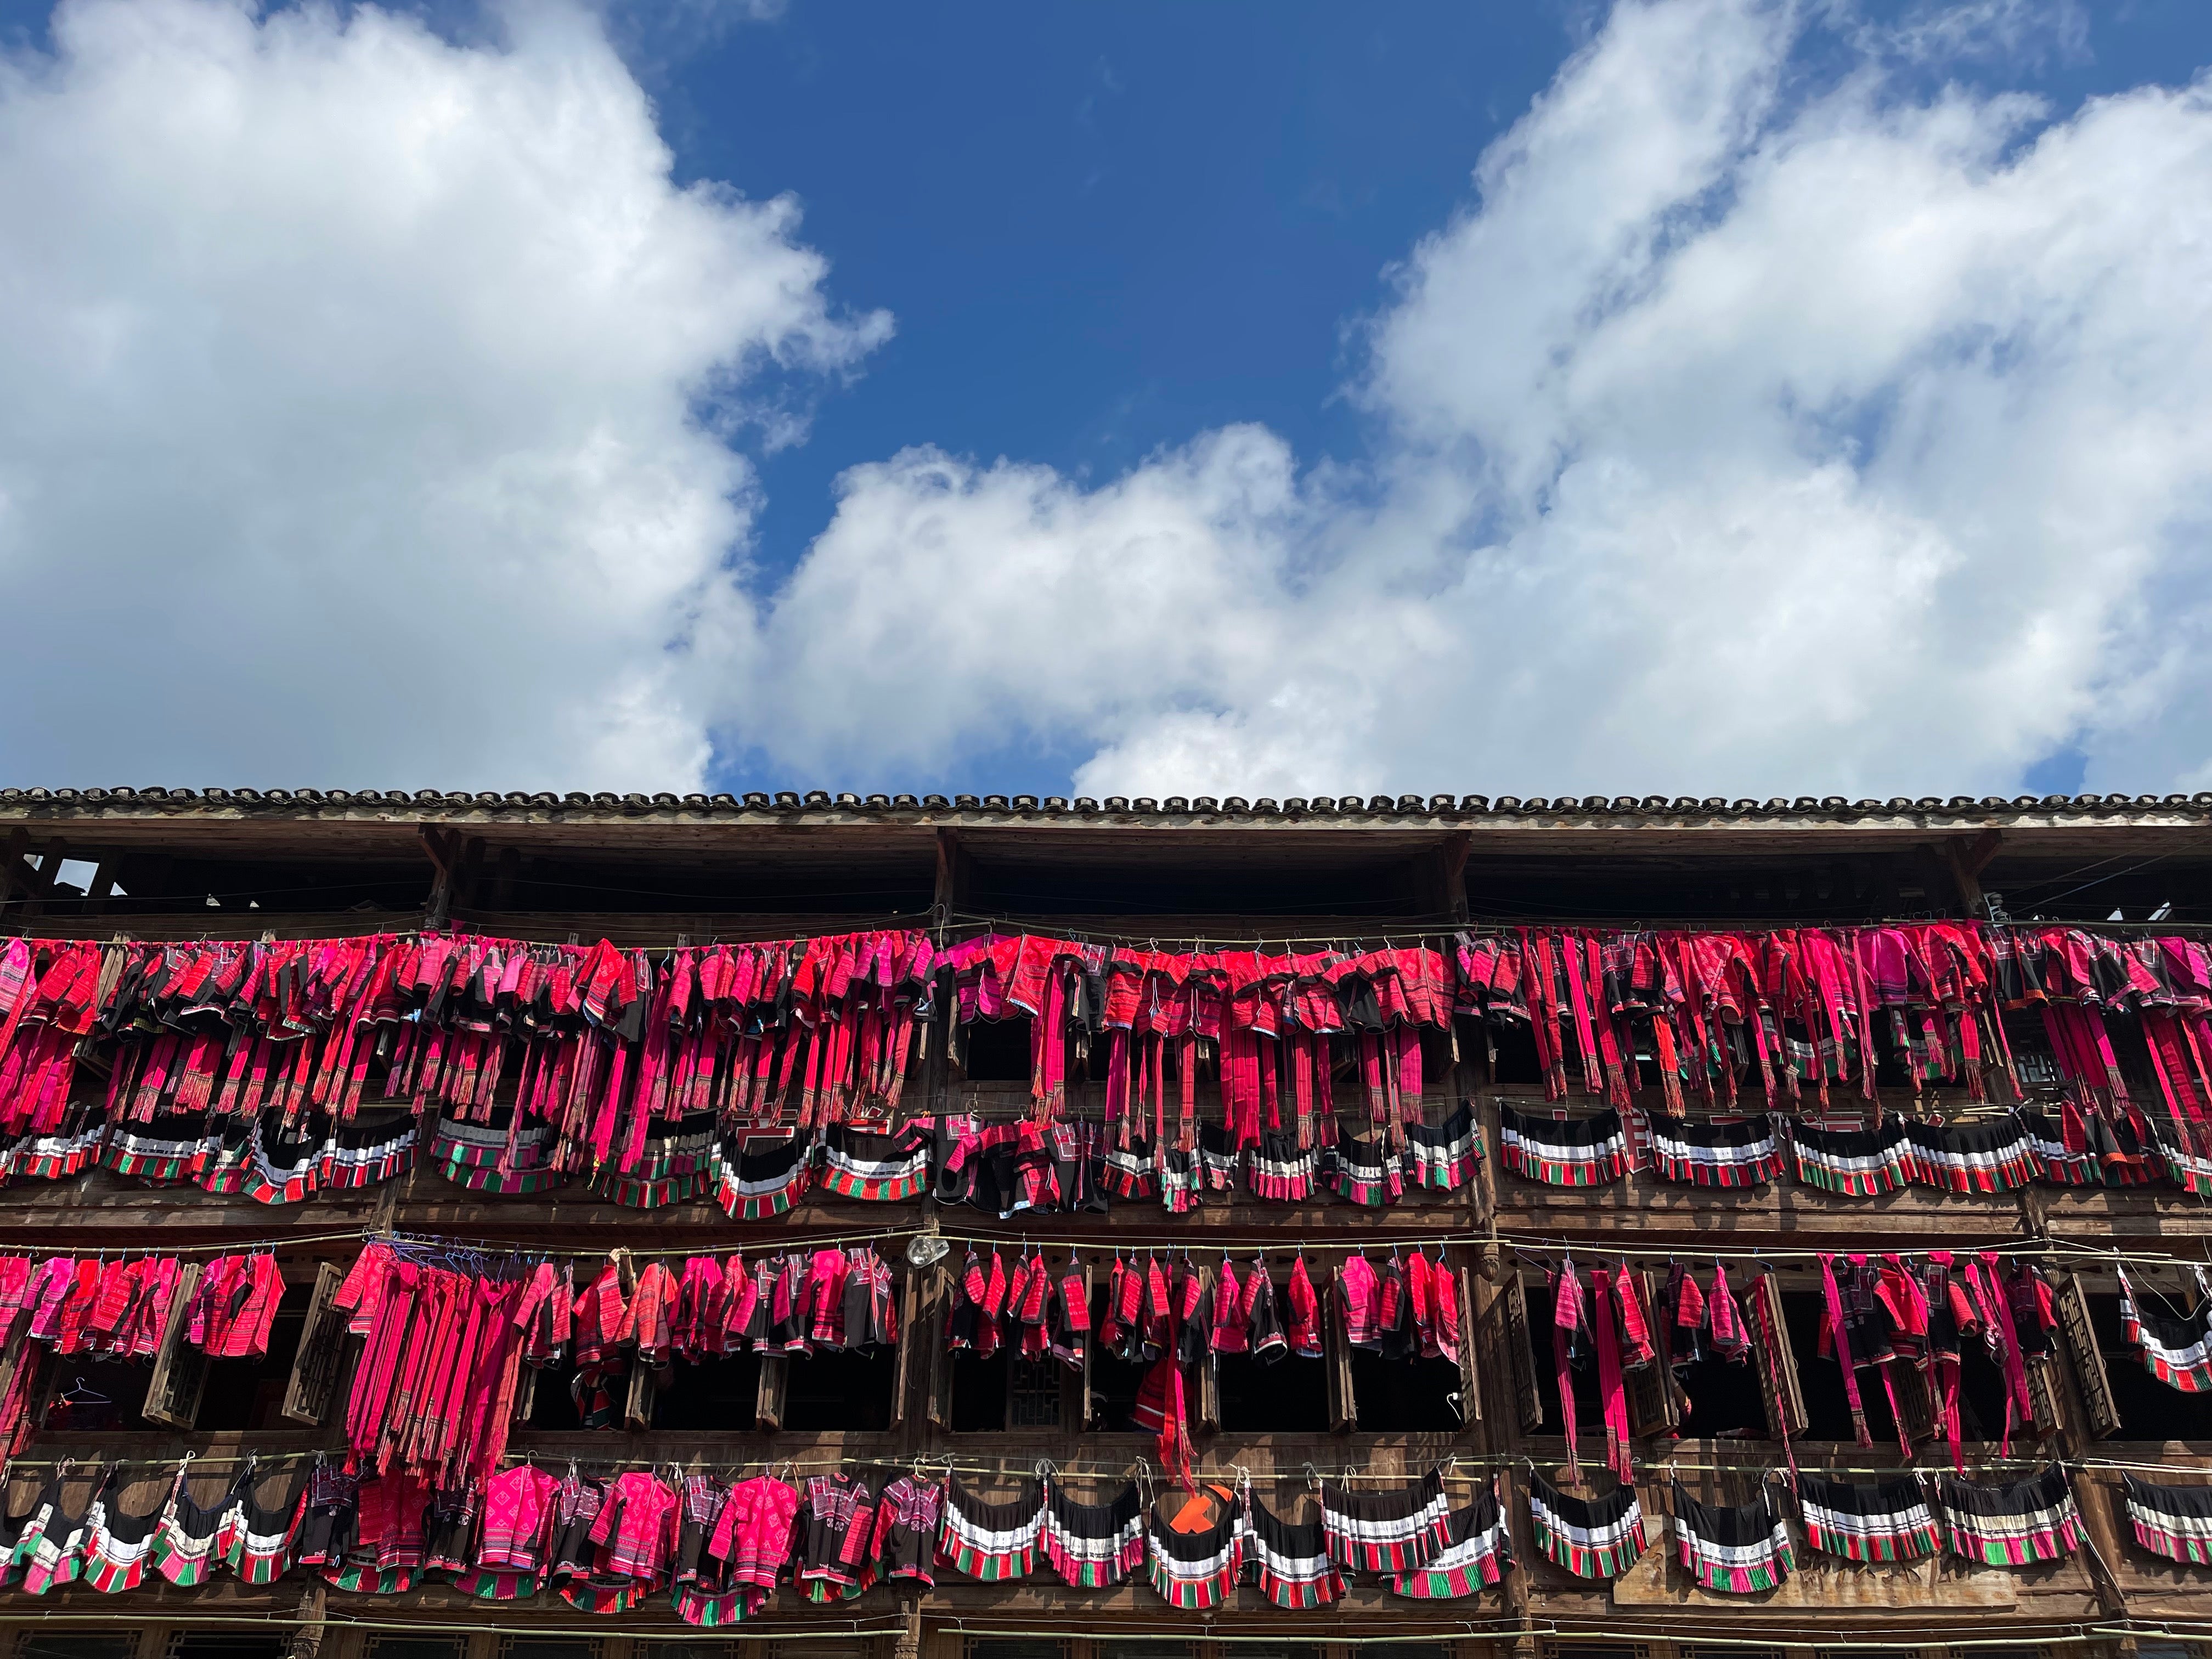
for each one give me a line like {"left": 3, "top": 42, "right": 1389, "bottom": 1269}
{"left": 2, "top": 786, "right": 2208, "bottom": 820}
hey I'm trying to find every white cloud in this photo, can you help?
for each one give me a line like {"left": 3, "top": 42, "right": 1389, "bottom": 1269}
{"left": 8, "top": 0, "right": 2211, "bottom": 802}
{"left": 0, "top": 0, "right": 885, "bottom": 789}
{"left": 749, "top": 0, "right": 2212, "bottom": 799}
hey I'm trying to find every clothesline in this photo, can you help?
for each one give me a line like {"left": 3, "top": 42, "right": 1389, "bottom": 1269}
{"left": 3, "top": 1441, "right": 2201, "bottom": 1483}
{"left": 15, "top": 1221, "right": 2212, "bottom": 1274}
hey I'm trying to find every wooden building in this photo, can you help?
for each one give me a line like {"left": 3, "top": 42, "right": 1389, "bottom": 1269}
{"left": 3, "top": 786, "right": 2212, "bottom": 1659}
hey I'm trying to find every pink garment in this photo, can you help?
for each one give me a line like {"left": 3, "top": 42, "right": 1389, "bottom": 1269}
{"left": 708, "top": 1475, "right": 800, "bottom": 1592}
{"left": 477, "top": 1463, "right": 562, "bottom": 1572}
{"left": 589, "top": 1470, "right": 678, "bottom": 1582}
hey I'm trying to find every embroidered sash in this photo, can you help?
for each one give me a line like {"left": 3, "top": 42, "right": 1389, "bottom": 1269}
{"left": 2119, "top": 1268, "right": 2212, "bottom": 1392}
{"left": 1788, "top": 1116, "right": 1911, "bottom": 1197}
{"left": 1498, "top": 1105, "right": 1627, "bottom": 1187}
{"left": 1671, "top": 1482, "right": 1793, "bottom": 1592}
{"left": 1935, "top": 1465, "right": 2081, "bottom": 1566}
{"left": 1040, "top": 1480, "right": 1144, "bottom": 1589}
{"left": 1794, "top": 1472, "right": 1938, "bottom": 1564}
{"left": 1319, "top": 1468, "right": 1450, "bottom": 1573}
{"left": 935, "top": 1479, "right": 1042, "bottom": 1582}
{"left": 1527, "top": 1472, "right": 1645, "bottom": 1580}
{"left": 1242, "top": 1494, "right": 1341, "bottom": 1609}
{"left": 1401, "top": 1103, "right": 1482, "bottom": 1192}
{"left": 1649, "top": 1114, "right": 1782, "bottom": 1188}
{"left": 1385, "top": 1489, "right": 1512, "bottom": 1598}
{"left": 2121, "top": 1474, "right": 2212, "bottom": 1566}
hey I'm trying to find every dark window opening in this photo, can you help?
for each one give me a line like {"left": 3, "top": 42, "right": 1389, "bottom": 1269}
{"left": 1788, "top": 1293, "right": 2019, "bottom": 1444}
{"left": 951, "top": 1351, "right": 1073, "bottom": 1432}
{"left": 526, "top": 1358, "right": 583, "bottom": 1429}
{"left": 43, "top": 1357, "right": 153, "bottom": 1432}
{"left": 949, "top": 1350, "right": 1009, "bottom": 1433}
{"left": 366, "top": 1641, "right": 467, "bottom": 1659}
{"left": 496, "top": 1639, "right": 601, "bottom": 1659}
{"left": 1218, "top": 1352, "right": 1328, "bottom": 1431}
{"left": 18, "top": 1637, "right": 139, "bottom": 1659}
{"left": 646, "top": 1354, "right": 762, "bottom": 1431}
{"left": 960, "top": 1017, "right": 1033, "bottom": 1082}
{"left": 1672, "top": 1352, "right": 1767, "bottom": 1438}
{"left": 1008, "top": 1359, "right": 1063, "bottom": 1429}
{"left": 1788, "top": 1293, "right": 1902, "bottom": 1444}
{"left": 1531, "top": 1284, "right": 1769, "bottom": 1442}
{"left": 1528, "top": 1285, "right": 1604, "bottom": 1436}
{"left": 1489, "top": 1022, "right": 1543, "bottom": 1086}
{"left": 783, "top": 1349, "right": 895, "bottom": 1432}
{"left": 1348, "top": 1350, "right": 1464, "bottom": 1432}
{"left": 2091, "top": 1294, "right": 2212, "bottom": 1440}
{"left": 1081, "top": 1288, "right": 1150, "bottom": 1431}
{"left": 967, "top": 1642, "right": 1065, "bottom": 1659}
{"left": 166, "top": 1638, "right": 288, "bottom": 1659}
{"left": 199, "top": 1284, "right": 312, "bottom": 1431}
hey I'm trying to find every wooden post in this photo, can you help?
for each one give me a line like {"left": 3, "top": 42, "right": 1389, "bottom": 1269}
{"left": 1413, "top": 830, "right": 1471, "bottom": 922}
{"left": 417, "top": 823, "right": 458, "bottom": 927}
{"left": 1945, "top": 827, "right": 2004, "bottom": 917}
{"left": 81, "top": 855, "right": 120, "bottom": 915}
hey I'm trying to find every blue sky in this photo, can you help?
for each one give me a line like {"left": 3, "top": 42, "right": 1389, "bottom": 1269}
{"left": 637, "top": 0, "right": 2212, "bottom": 601}
{"left": 4, "top": 0, "right": 2212, "bottom": 799}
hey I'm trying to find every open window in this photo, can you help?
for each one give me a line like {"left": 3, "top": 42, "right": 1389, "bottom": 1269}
{"left": 942, "top": 1256, "right": 1090, "bottom": 1432}
{"left": 2086, "top": 1289, "right": 2212, "bottom": 1441}
{"left": 1217, "top": 1347, "right": 1329, "bottom": 1431}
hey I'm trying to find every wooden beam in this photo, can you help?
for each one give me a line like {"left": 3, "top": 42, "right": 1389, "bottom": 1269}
{"left": 0, "top": 829, "right": 64, "bottom": 918}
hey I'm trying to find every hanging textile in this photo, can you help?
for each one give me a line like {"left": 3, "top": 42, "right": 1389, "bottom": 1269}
{"left": 1904, "top": 1115, "right": 2036, "bottom": 1193}
{"left": 429, "top": 1110, "right": 563, "bottom": 1197}
{"left": 1647, "top": 1113, "right": 1782, "bottom": 1188}
{"left": 1144, "top": 1492, "right": 1242, "bottom": 1610}
{"left": 2020, "top": 1109, "right": 2098, "bottom": 1186}
{"left": 1401, "top": 1102, "right": 1482, "bottom": 1192}
{"left": 1324, "top": 1130, "right": 1403, "bottom": 1207}
{"left": 816, "top": 1122, "right": 932, "bottom": 1203}
{"left": 1497, "top": 1105, "right": 1628, "bottom": 1187}
{"left": 2119, "top": 1267, "right": 2212, "bottom": 1392}
{"left": 1039, "top": 1480, "right": 1144, "bottom": 1589}
{"left": 1935, "top": 1466, "right": 2081, "bottom": 1566}
{"left": 1793, "top": 1472, "right": 1939, "bottom": 1564}
{"left": 1788, "top": 1116, "right": 1911, "bottom": 1197}
{"left": 227, "top": 1467, "right": 304, "bottom": 1585}
{"left": 1318, "top": 1468, "right": 1451, "bottom": 1573}
{"left": 711, "top": 1133, "right": 810, "bottom": 1220}
{"left": 78, "top": 1476, "right": 165, "bottom": 1594}
{"left": 1527, "top": 1471, "right": 1646, "bottom": 1580}
{"left": 1669, "top": 1482, "right": 1793, "bottom": 1593}
{"left": 1246, "top": 1129, "right": 1319, "bottom": 1203}
{"left": 1385, "top": 1487, "right": 1513, "bottom": 1598}
{"left": 2120, "top": 1474, "right": 2212, "bottom": 1566}
{"left": 935, "top": 1480, "right": 1042, "bottom": 1582}
{"left": 1241, "top": 1493, "right": 1341, "bottom": 1609}
{"left": 586, "top": 1113, "right": 715, "bottom": 1208}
